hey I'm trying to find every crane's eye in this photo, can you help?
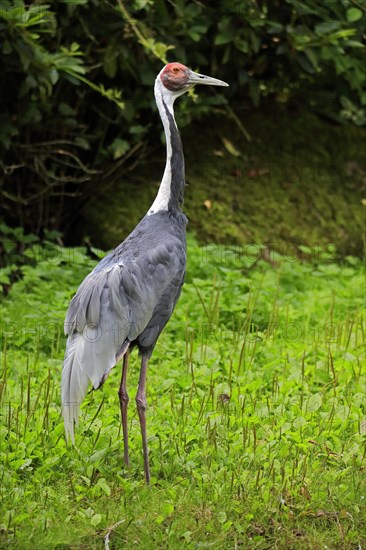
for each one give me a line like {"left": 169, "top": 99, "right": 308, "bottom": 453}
{"left": 172, "top": 67, "right": 180, "bottom": 74}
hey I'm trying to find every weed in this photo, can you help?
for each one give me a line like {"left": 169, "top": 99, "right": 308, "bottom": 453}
{"left": 0, "top": 237, "right": 365, "bottom": 549}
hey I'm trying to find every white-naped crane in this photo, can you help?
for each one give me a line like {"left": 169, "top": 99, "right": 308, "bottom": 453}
{"left": 61, "top": 63, "right": 228, "bottom": 483}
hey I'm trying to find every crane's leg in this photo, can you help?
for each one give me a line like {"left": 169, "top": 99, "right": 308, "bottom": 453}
{"left": 136, "top": 356, "right": 150, "bottom": 484}
{"left": 118, "top": 349, "right": 130, "bottom": 468}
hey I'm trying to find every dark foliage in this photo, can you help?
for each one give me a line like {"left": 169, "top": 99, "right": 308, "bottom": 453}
{"left": 0, "top": 0, "right": 365, "bottom": 239}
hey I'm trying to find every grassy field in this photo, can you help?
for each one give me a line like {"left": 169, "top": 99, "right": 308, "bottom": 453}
{"left": 0, "top": 236, "right": 365, "bottom": 549}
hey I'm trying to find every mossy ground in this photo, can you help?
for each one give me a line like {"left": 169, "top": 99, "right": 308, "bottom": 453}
{"left": 80, "top": 105, "right": 365, "bottom": 257}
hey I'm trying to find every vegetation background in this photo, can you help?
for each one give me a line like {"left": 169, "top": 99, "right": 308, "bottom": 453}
{"left": 0, "top": 0, "right": 365, "bottom": 258}
{"left": 0, "top": 1, "right": 365, "bottom": 549}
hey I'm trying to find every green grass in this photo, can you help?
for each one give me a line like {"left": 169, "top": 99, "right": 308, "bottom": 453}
{"left": 0, "top": 236, "right": 365, "bottom": 549}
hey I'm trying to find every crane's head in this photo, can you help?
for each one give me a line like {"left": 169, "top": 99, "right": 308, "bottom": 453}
{"left": 157, "top": 62, "right": 228, "bottom": 101}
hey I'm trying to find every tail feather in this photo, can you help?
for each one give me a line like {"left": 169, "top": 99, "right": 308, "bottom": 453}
{"left": 62, "top": 277, "right": 131, "bottom": 443}
{"left": 61, "top": 320, "right": 130, "bottom": 442}
{"left": 62, "top": 332, "right": 89, "bottom": 443}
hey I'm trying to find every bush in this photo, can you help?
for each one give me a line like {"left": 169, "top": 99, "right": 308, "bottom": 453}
{"left": 0, "top": 0, "right": 364, "bottom": 237}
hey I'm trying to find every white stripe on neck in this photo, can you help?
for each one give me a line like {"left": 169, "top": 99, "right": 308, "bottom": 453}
{"left": 148, "top": 78, "right": 177, "bottom": 215}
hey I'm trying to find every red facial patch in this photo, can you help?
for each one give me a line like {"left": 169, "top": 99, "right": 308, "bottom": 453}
{"left": 160, "top": 62, "right": 190, "bottom": 91}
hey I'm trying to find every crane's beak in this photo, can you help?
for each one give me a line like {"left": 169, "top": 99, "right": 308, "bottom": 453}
{"left": 187, "top": 70, "right": 229, "bottom": 87}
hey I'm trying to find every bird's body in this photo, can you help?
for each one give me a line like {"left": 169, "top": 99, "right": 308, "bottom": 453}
{"left": 62, "top": 62, "right": 228, "bottom": 482}
{"left": 62, "top": 210, "right": 187, "bottom": 423}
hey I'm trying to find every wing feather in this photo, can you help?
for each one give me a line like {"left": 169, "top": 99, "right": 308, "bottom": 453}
{"left": 62, "top": 284, "right": 129, "bottom": 441}
{"left": 62, "top": 234, "right": 186, "bottom": 442}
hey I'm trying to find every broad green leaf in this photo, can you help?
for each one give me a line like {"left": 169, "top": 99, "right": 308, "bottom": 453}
{"left": 97, "top": 478, "right": 111, "bottom": 496}
{"left": 346, "top": 7, "right": 363, "bottom": 23}
{"left": 307, "top": 393, "right": 322, "bottom": 412}
{"left": 90, "top": 514, "right": 102, "bottom": 527}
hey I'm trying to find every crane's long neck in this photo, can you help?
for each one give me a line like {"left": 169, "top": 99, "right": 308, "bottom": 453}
{"left": 148, "top": 82, "right": 185, "bottom": 215}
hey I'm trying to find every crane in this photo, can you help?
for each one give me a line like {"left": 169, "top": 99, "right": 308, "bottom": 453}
{"left": 61, "top": 62, "right": 228, "bottom": 483}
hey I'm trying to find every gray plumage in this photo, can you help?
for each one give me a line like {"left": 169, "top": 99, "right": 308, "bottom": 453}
{"left": 61, "top": 62, "right": 228, "bottom": 482}
{"left": 62, "top": 212, "right": 186, "bottom": 441}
